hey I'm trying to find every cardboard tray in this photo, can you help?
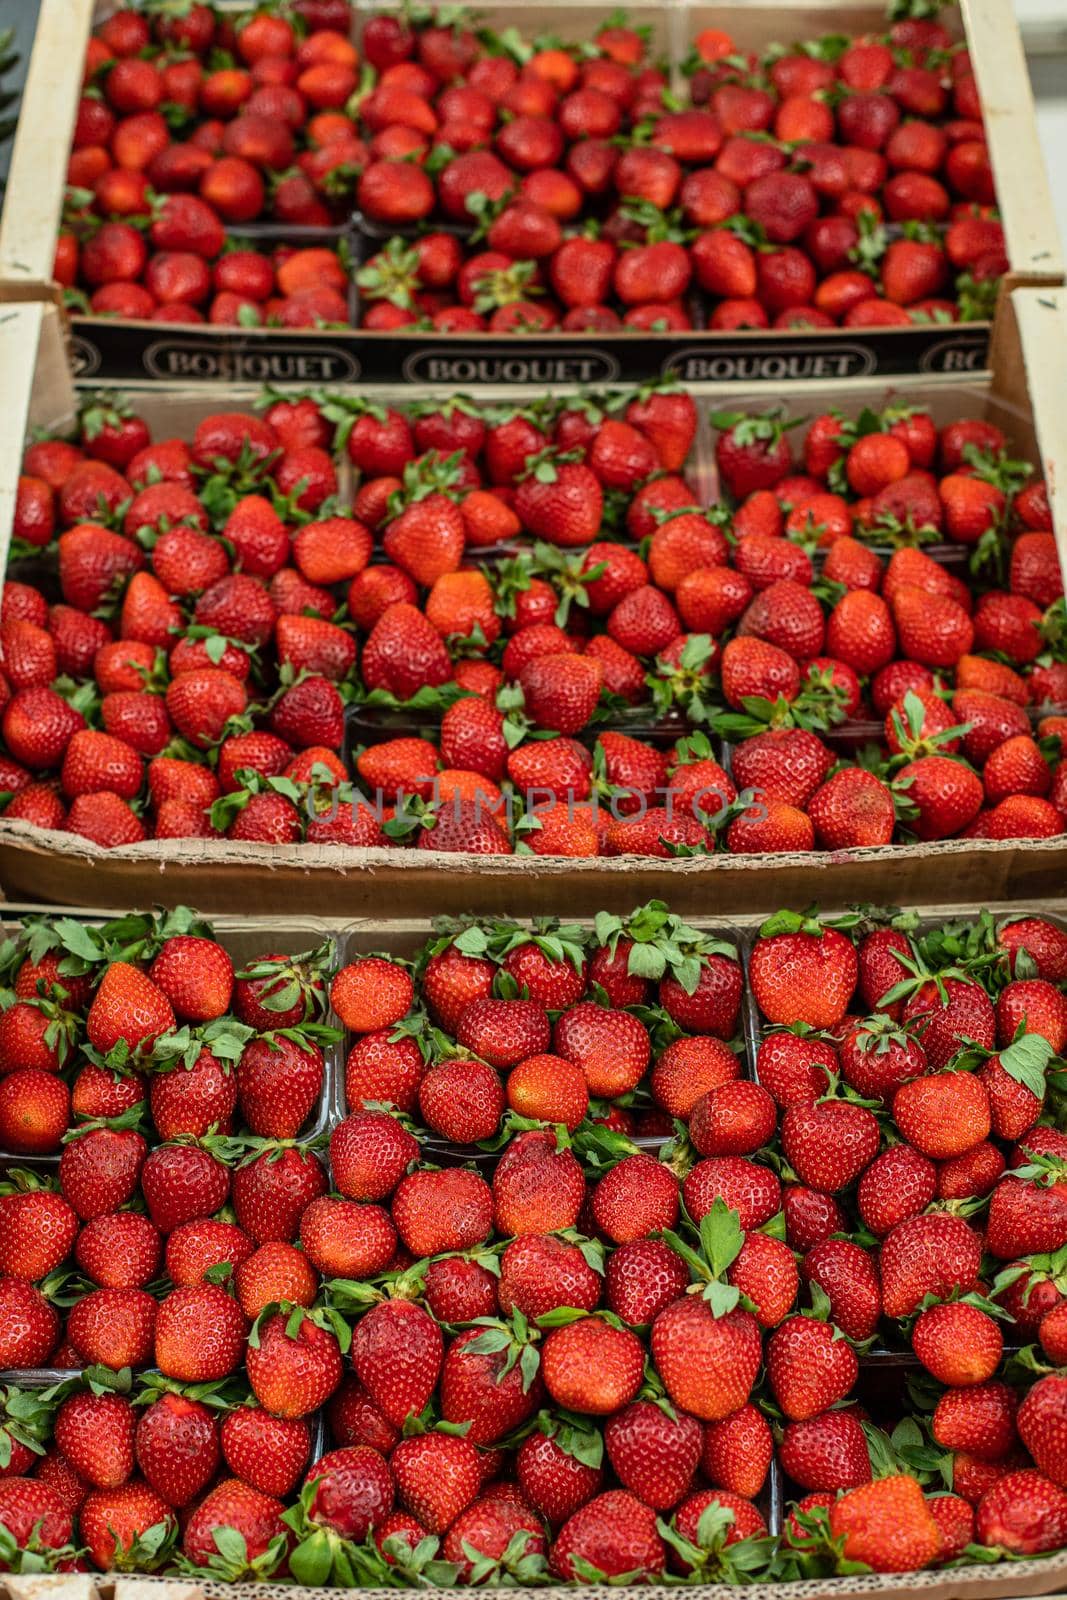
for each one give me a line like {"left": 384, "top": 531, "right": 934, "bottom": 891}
{"left": 0, "top": 0, "right": 1061, "bottom": 387}
{"left": 0, "top": 292, "right": 1065, "bottom": 914}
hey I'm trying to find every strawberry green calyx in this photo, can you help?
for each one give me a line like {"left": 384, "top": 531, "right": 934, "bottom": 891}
{"left": 659, "top": 1500, "right": 778, "bottom": 1584}
{"left": 660, "top": 1198, "right": 750, "bottom": 1319}
{"left": 592, "top": 898, "right": 736, "bottom": 995}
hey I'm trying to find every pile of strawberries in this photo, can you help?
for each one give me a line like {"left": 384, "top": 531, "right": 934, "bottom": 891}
{"left": 59, "top": 0, "right": 359, "bottom": 327}
{"left": 56, "top": 0, "right": 1007, "bottom": 334}
{"left": 0, "top": 899, "right": 1066, "bottom": 1583}
{"left": 2, "top": 380, "right": 1063, "bottom": 855}
{"left": 354, "top": 5, "right": 1005, "bottom": 333}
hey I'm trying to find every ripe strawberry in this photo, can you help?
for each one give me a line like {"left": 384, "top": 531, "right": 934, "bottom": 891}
{"left": 0, "top": 1185, "right": 78, "bottom": 1280}
{"left": 182, "top": 1478, "right": 287, "bottom": 1578}
{"left": 392, "top": 1431, "right": 482, "bottom": 1535}
{"left": 246, "top": 1310, "right": 342, "bottom": 1419}
{"left": 902, "top": 976, "right": 995, "bottom": 1067}
{"left": 80, "top": 1481, "right": 176, "bottom": 1572}
{"left": 236, "top": 1034, "right": 324, "bottom": 1139}
{"left": 755, "top": 1031, "right": 836, "bottom": 1107}
{"left": 55, "top": 1391, "right": 136, "bottom": 1489}
{"left": 135, "top": 1391, "right": 220, "bottom": 1508}
{"left": 0, "top": 1277, "right": 59, "bottom": 1367}
{"left": 163, "top": 1218, "right": 252, "bottom": 1289}
{"left": 350, "top": 1298, "right": 443, "bottom": 1429}
{"left": 87, "top": 962, "right": 176, "bottom": 1056}
{"left": 730, "top": 730, "right": 832, "bottom": 812}
{"left": 750, "top": 917, "right": 857, "bottom": 1028}
{"left": 551, "top": 1490, "right": 666, "bottom": 1581}
{"left": 913, "top": 1302, "right": 1004, "bottom": 1387}
{"left": 603, "top": 1400, "right": 701, "bottom": 1510}
{"left": 554, "top": 1003, "right": 650, "bottom": 1099}
{"left": 68, "top": 1284, "right": 157, "bottom": 1369}
{"left": 651, "top": 1296, "right": 762, "bottom": 1422}
{"left": 880, "top": 1212, "right": 984, "bottom": 1317}
{"left": 232, "top": 1145, "right": 328, "bottom": 1243}
{"left": 781, "top": 1097, "right": 880, "bottom": 1191}
{"left": 141, "top": 1139, "right": 231, "bottom": 1233}
{"left": 439, "top": 1325, "right": 543, "bottom": 1445}
{"left": 830, "top": 1475, "right": 940, "bottom": 1572}
{"left": 60, "top": 1125, "right": 148, "bottom": 1220}
{"left": 767, "top": 1313, "right": 859, "bottom": 1421}
{"left": 1018, "top": 1374, "right": 1067, "bottom": 1487}
{"left": 802, "top": 1238, "right": 881, "bottom": 1340}
{"left": 0, "top": 1479, "right": 73, "bottom": 1564}
{"left": 975, "top": 1469, "right": 1067, "bottom": 1554}
{"left": 933, "top": 1381, "right": 1019, "bottom": 1461}
{"left": 780, "top": 1410, "right": 872, "bottom": 1492}
{"left": 361, "top": 602, "right": 452, "bottom": 700}
{"left": 493, "top": 1129, "right": 585, "bottom": 1236}
{"left": 893, "top": 1070, "right": 992, "bottom": 1159}
{"left": 519, "top": 652, "right": 603, "bottom": 734}
{"left": 150, "top": 1046, "right": 237, "bottom": 1141}
{"left": 0, "top": 1069, "right": 70, "bottom": 1154}
{"left": 154, "top": 1282, "right": 249, "bottom": 1382}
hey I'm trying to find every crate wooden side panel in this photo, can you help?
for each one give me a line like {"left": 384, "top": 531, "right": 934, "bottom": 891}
{"left": 0, "top": 0, "right": 94, "bottom": 292}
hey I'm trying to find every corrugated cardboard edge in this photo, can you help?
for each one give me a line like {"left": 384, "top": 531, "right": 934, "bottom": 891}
{"left": 0, "top": 818, "right": 1063, "bottom": 916}
{"left": 9, "top": 1551, "right": 1065, "bottom": 1600}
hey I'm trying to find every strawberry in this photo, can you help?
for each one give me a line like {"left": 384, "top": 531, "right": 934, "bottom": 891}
{"left": 893, "top": 1069, "right": 992, "bottom": 1158}
{"left": 779, "top": 1410, "right": 872, "bottom": 1492}
{"left": 767, "top": 1313, "right": 858, "bottom": 1420}
{"left": 392, "top": 1432, "right": 481, "bottom": 1534}
{"left": 551, "top": 1490, "right": 666, "bottom": 1581}
{"left": 55, "top": 1390, "right": 136, "bottom": 1489}
{"left": 237, "top": 1034, "right": 324, "bottom": 1138}
{"left": 830, "top": 1476, "right": 940, "bottom": 1572}
{"left": 913, "top": 1302, "right": 1004, "bottom": 1386}
{"left": 902, "top": 975, "right": 995, "bottom": 1067}
{"left": 880, "top": 1212, "right": 984, "bottom": 1317}
{"left": 554, "top": 1003, "right": 650, "bottom": 1099}
{"left": 0, "top": 1479, "right": 74, "bottom": 1566}
{"left": 135, "top": 1390, "right": 220, "bottom": 1508}
{"left": 182, "top": 1478, "right": 288, "bottom": 1578}
{"left": 150, "top": 1046, "right": 237, "bottom": 1140}
{"left": 493, "top": 1129, "right": 585, "bottom": 1236}
{"left": 80, "top": 1481, "right": 176, "bottom": 1571}
{"left": 440, "top": 1325, "right": 543, "bottom": 1445}
{"left": 383, "top": 493, "right": 466, "bottom": 587}
{"left": 933, "top": 1381, "right": 1019, "bottom": 1461}
{"left": 231, "top": 1144, "right": 328, "bottom": 1244}
{"left": 361, "top": 603, "right": 452, "bottom": 700}
{"left": 350, "top": 1298, "right": 443, "bottom": 1429}
{"left": 602, "top": 1400, "right": 701, "bottom": 1511}
{"left": 60, "top": 1125, "right": 148, "bottom": 1220}
{"left": 246, "top": 1309, "right": 343, "bottom": 1418}
{"left": 750, "top": 915, "right": 857, "bottom": 1028}
{"left": 0, "top": 1277, "right": 59, "bottom": 1367}
{"left": 518, "top": 652, "right": 603, "bottom": 735}
{"left": 975, "top": 1469, "right": 1067, "bottom": 1554}
{"left": 0, "top": 1183, "right": 78, "bottom": 1280}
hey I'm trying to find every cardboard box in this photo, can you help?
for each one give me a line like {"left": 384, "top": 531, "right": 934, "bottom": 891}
{"left": 0, "top": 0, "right": 1061, "bottom": 387}
{"left": 0, "top": 292, "right": 1064, "bottom": 915}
